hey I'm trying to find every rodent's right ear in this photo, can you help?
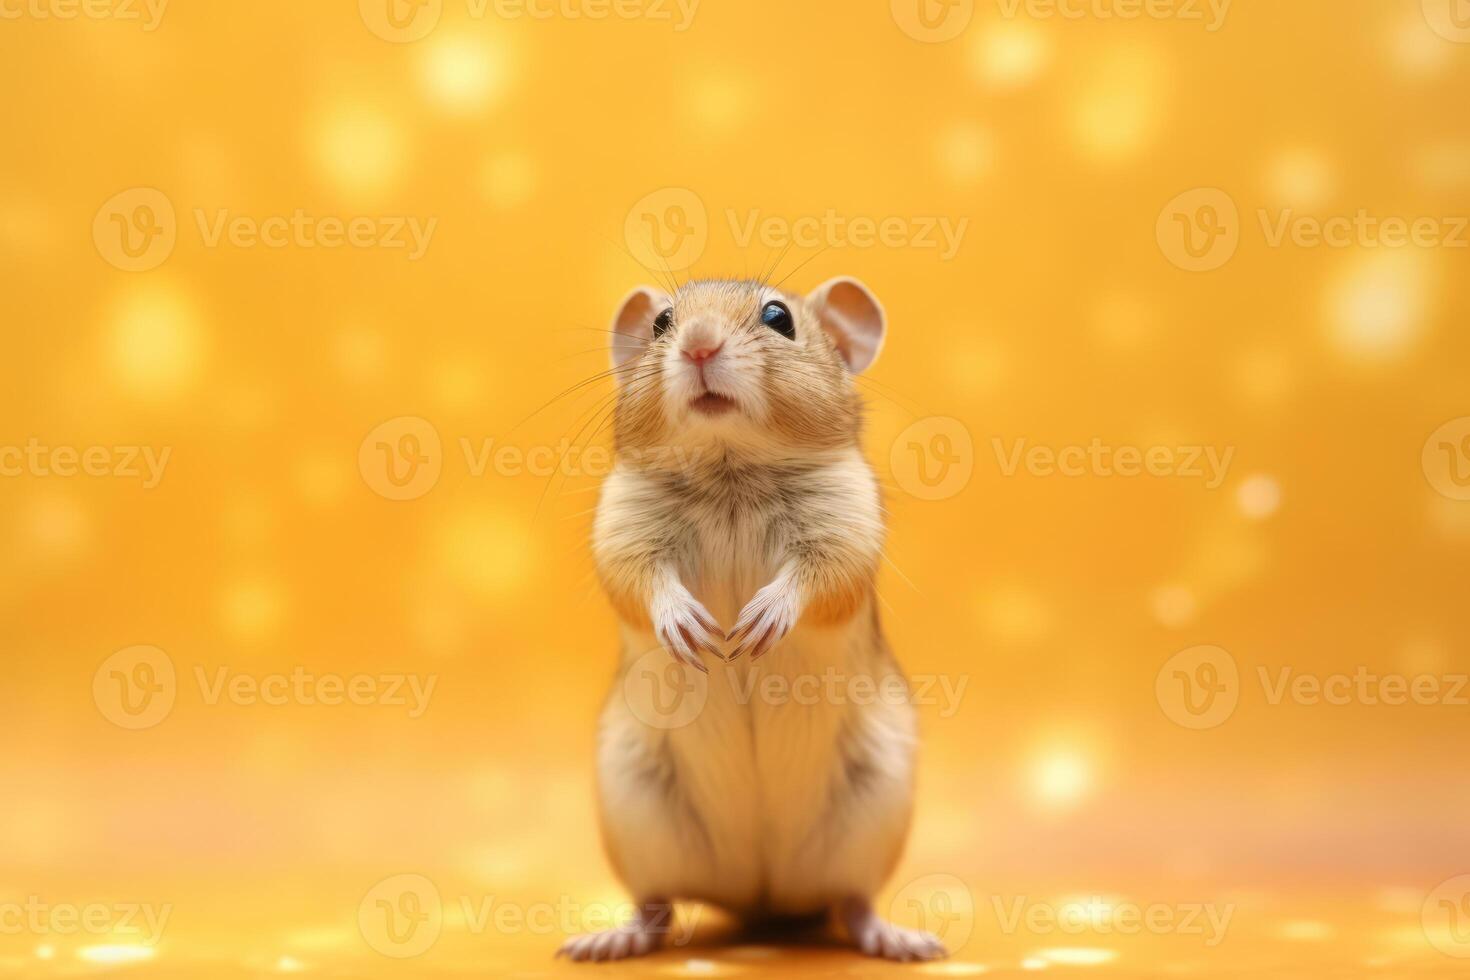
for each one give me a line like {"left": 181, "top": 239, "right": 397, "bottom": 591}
{"left": 610, "top": 287, "right": 673, "bottom": 373}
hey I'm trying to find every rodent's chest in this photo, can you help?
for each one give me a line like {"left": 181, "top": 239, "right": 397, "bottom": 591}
{"left": 686, "top": 511, "right": 779, "bottom": 615}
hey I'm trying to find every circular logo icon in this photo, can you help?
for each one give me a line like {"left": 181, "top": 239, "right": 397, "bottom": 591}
{"left": 624, "top": 188, "right": 708, "bottom": 273}
{"left": 359, "top": 0, "right": 442, "bottom": 42}
{"left": 1156, "top": 188, "right": 1240, "bottom": 272}
{"left": 622, "top": 647, "right": 709, "bottom": 730}
{"left": 888, "top": 873, "right": 974, "bottom": 953}
{"left": 359, "top": 417, "right": 443, "bottom": 501}
{"left": 359, "top": 874, "right": 443, "bottom": 958}
{"left": 1423, "top": 0, "right": 1470, "bottom": 43}
{"left": 890, "top": 0, "right": 974, "bottom": 42}
{"left": 1423, "top": 875, "right": 1470, "bottom": 958}
{"left": 93, "top": 188, "right": 177, "bottom": 272}
{"left": 93, "top": 645, "right": 177, "bottom": 730}
{"left": 1156, "top": 645, "right": 1239, "bottom": 730}
{"left": 1423, "top": 417, "right": 1470, "bottom": 502}
{"left": 890, "top": 416, "right": 974, "bottom": 501}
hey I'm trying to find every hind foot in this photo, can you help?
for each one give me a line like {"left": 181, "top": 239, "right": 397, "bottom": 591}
{"left": 839, "top": 896, "right": 948, "bottom": 962}
{"left": 557, "top": 900, "right": 672, "bottom": 963}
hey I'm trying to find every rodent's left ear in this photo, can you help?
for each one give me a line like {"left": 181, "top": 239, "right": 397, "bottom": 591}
{"left": 808, "top": 277, "right": 886, "bottom": 374}
{"left": 610, "top": 285, "right": 673, "bottom": 373}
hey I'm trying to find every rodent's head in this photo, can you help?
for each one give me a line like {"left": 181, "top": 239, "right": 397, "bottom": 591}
{"left": 608, "top": 278, "right": 885, "bottom": 459}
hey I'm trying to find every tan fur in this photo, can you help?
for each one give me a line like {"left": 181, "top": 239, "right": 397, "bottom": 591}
{"left": 575, "top": 278, "right": 937, "bottom": 960}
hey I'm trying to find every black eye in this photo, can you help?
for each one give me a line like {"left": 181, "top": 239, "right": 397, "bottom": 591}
{"left": 653, "top": 308, "right": 673, "bottom": 339}
{"left": 761, "top": 301, "right": 795, "bottom": 340}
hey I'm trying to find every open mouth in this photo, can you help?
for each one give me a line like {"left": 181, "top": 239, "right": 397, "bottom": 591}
{"left": 690, "top": 392, "right": 738, "bottom": 416}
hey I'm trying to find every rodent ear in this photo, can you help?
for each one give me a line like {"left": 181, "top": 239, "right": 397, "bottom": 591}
{"left": 809, "top": 277, "right": 886, "bottom": 374}
{"left": 610, "top": 286, "right": 673, "bottom": 373}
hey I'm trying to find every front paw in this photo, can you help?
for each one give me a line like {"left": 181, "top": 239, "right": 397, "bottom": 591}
{"left": 651, "top": 583, "right": 724, "bottom": 674}
{"left": 728, "top": 578, "right": 801, "bottom": 661}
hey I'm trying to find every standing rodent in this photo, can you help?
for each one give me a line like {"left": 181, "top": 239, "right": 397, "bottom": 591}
{"left": 558, "top": 277, "right": 944, "bottom": 963}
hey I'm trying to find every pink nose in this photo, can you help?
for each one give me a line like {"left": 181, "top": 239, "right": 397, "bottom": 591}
{"left": 681, "top": 343, "right": 723, "bottom": 365}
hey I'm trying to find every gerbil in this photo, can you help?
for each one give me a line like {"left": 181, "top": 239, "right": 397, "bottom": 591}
{"left": 559, "top": 277, "right": 944, "bottom": 963}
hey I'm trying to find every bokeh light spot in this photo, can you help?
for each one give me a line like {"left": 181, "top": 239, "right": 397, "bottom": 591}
{"left": 108, "top": 281, "right": 204, "bottom": 402}
{"left": 969, "top": 21, "right": 1051, "bottom": 91}
{"left": 1031, "top": 751, "right": 1093, "bottom": 809}
{"left": 1151, "top": 585, "right": 1198, "bottom": 629}
{"left": 1069, "top": 43, "right": 1166, "bottom": 164}
{"left": 1236, "top": 474, "right": 1282, "bottom": 521}
{"left": 311, "top": 103, "right": 407, "bottom": 199}
{"left": 417, "top": 34, "right": 509, "bottom": 115}
{"left": 1324, "top": 250, "right": 1432, "bottom": 363}
{"left": 220, "top": 576, "right": 285, "bottom": 641}
{"left": 1264, "top": 148, "right": 1336, "bottom": 210}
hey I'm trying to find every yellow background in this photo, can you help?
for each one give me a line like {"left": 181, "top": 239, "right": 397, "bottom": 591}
{"left": 3, "top": 0, "right": 1469, "bottom": 976}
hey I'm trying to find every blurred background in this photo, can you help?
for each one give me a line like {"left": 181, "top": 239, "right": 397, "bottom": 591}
{"left": 2, "top": 0, "right": 1469, "bottom": 976}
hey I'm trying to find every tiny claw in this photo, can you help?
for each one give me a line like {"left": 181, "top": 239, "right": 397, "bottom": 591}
{"left": 677, "top": 624, "right": 721, "bottom": 664}
{"left": 694, "top": 606, "right": 723, "bottom": 636}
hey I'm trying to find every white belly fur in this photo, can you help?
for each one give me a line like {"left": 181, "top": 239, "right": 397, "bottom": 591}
{"left": 596, "top": 600, "right": 917, "bottom": 917}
